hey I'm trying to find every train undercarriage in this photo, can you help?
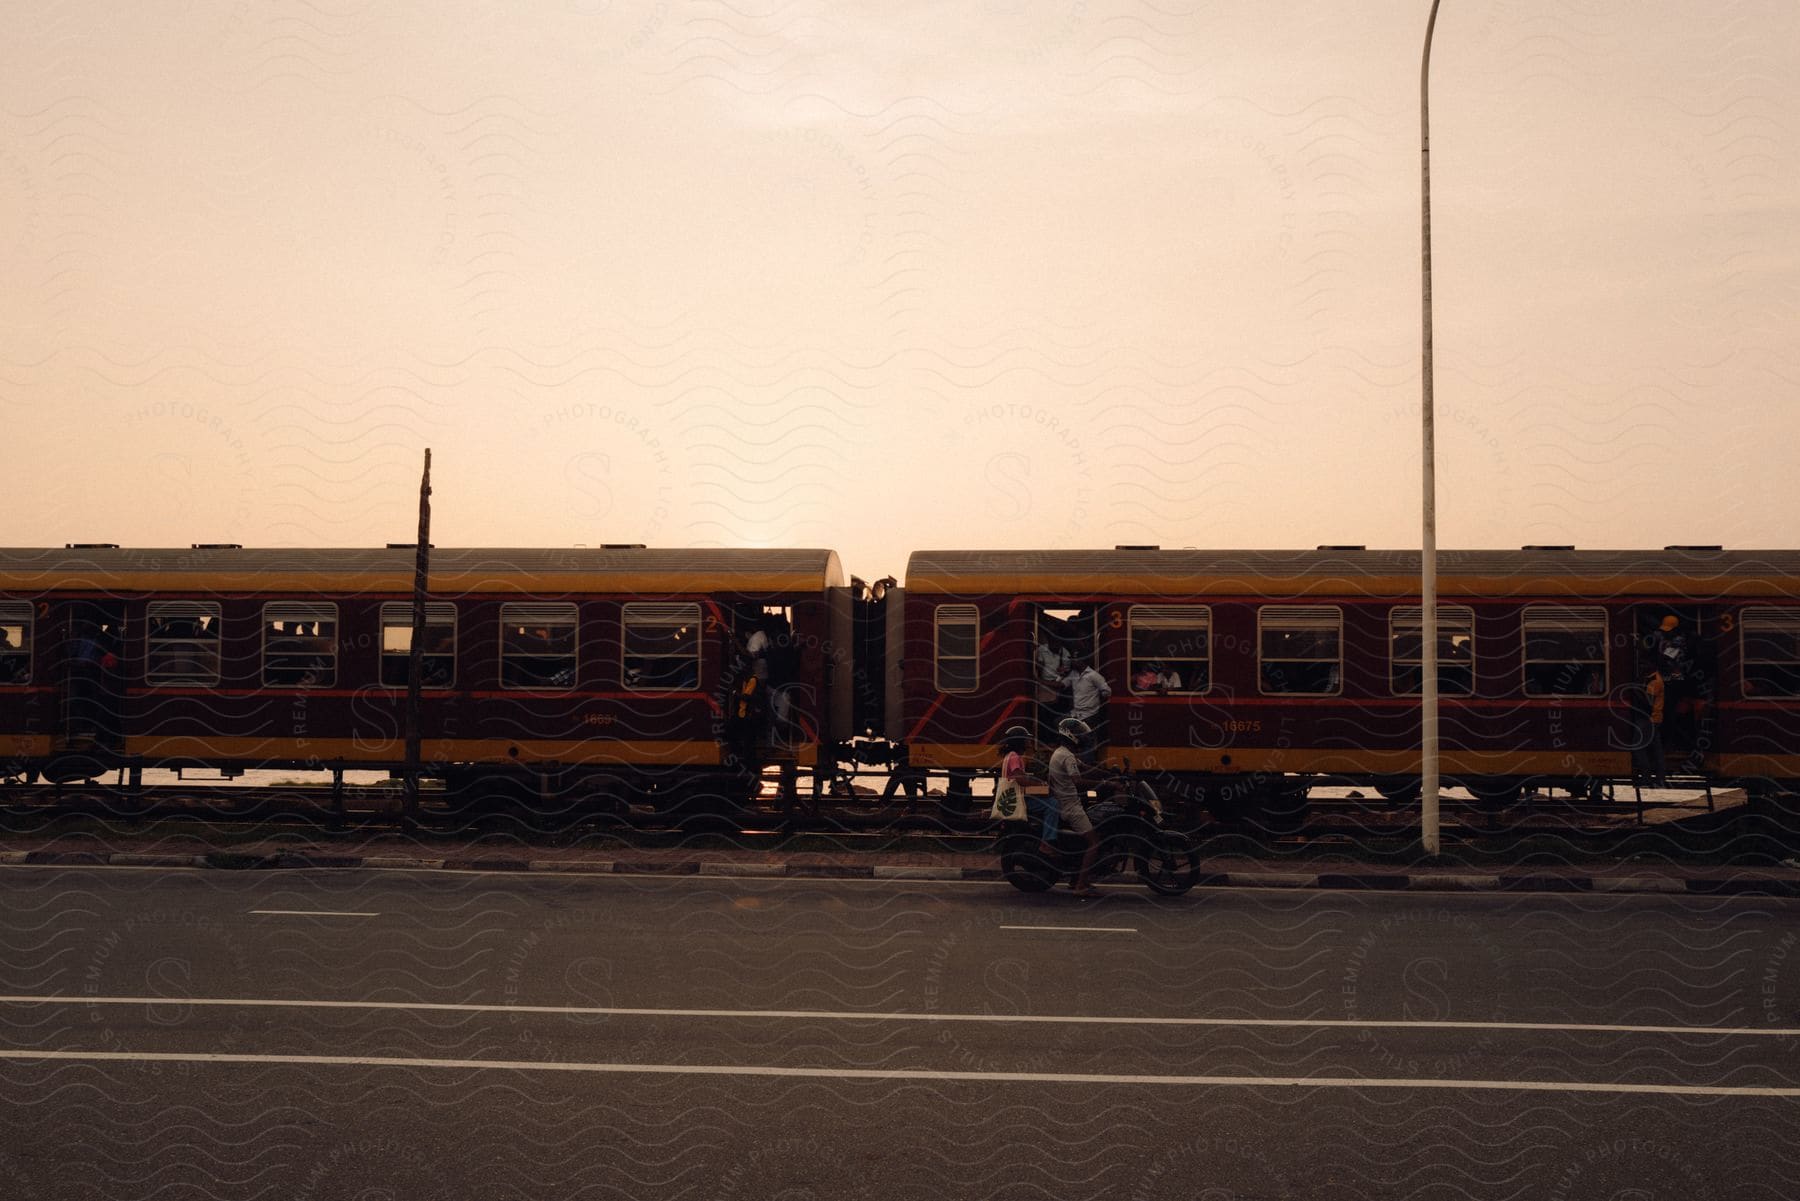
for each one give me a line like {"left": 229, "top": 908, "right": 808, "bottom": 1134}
{"left": 5, "top": 737, "right": 1787, "bottom": 841}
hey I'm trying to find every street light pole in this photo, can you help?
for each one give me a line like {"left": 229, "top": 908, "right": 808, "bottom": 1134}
{"left": 1420, "top": 0, "right": 1444, "bottom": 856}
{"left": 403, "top": 448, "right": 432, "bottom": 825}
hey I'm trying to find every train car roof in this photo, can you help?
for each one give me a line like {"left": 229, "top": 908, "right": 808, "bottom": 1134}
{"left": 903, "top": 548, "right": 1800, "bottom": 599}
{"left": 0, "top": 547, "right": 846, "bottom": 596}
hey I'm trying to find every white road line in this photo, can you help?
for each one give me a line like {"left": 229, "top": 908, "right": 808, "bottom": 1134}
{"left": 5, "top": 995, "right": 1798, "bottom": 1039}
{"left": 248, "top": 910, "right": 380, "bottom": 918}
{"left": 0, "top": 1049, "right": 1792, "bottom": 1097}
{"left": 1000, "top": 925, "right": 1137, "bottom": 934}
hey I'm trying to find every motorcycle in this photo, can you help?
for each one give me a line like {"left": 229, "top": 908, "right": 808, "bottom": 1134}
{"left": 997, "top": 773, "right": 1202, "bottom": 896}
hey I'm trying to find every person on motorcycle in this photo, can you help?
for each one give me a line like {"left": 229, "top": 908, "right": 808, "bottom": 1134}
{"left": 1049, "top": 717, "right": 1102, "bottom": 897}
{"left": 996, "top": 725, "right": 1058, "bottom": 853}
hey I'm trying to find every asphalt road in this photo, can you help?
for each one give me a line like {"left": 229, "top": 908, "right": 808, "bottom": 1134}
{"left": 2, "top": 865, "right": 1798, "bottom": 1200}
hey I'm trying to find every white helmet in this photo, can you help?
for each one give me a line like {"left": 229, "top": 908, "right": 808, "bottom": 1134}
{"left": 1056, "top": 717, "right": 1092, "bottom": 745}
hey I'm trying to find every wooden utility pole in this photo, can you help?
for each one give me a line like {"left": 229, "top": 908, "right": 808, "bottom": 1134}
{"left": 403, "top": 449, "right": 432, "bottom": 823}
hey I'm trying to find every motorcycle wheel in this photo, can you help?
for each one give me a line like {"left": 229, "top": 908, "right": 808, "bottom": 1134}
{"left": 1138, "top": 840, "right": 1202, "bottom": 896}
{"left": 999, "top": 843, "right": 1060, "bottom": 893}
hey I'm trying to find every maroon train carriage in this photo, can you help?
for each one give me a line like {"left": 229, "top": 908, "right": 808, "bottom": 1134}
{"left": 0, "top": 545, "right": 865, "bottom": 819}
{"left": 897, "top": 547, "right": 1800, "bottom": 826}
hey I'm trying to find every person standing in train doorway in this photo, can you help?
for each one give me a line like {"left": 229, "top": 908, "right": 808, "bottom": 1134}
{"left": 66, "top": 615, "right": 119, "bottom": 745}
{"left": 1035, "top": 636, "right": 1070, "bottom": 742}
{"left": 1629, "top": 667, "right": 1668, "bottom": 787}
{"left": 725, "top": 617, "right": 770, "bottom": 765}
{"left": 1646, "top": 615, "right": 1699, "bottom": 769}
{"left": 1061, "top": 655, "right": 1112, "bottom": 749}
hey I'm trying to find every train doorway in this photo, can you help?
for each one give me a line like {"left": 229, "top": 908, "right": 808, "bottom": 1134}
{"left": 1031, "top": 604, "right": 1097, "bottom": 744}
{"left": 56, "top": 599, "right": 125, "bottom": 754}
{"left": 723, "top": 603, "right": 798, "bottom": 755}
{"left": 1633, "top": 602, "right": 1718, "bottom": 771}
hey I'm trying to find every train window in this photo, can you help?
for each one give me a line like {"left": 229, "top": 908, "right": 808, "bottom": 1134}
{"left": 0, "top": 602, "right": 30, "bottom": 685}
{"left": 1258, "top": 606, "right": 1342, "bottom": 695}
{"left": 147, "top": 601, "right": 222, "bottom": 685}
{"left": 262, "top": 603, "right": 338, "bottom": 687}
{"left": 1127, "top": 606, "right": 1210, "bottom": 694}
{"left": 1742, "top": 607, "right": 1800, "bottom": 697}
{"left": 379, "top": 602, "right": 457, "bottom": 688}
{"left": 934, "top": 604, "right": 980, "bottom": 693}
{"left": 622, "top": 602, "right": 701, "bottom": 691}
{"left": 500, "top": 603, "right": 578, "bottom": 689}
{"left": 1389, "top": 605, "right": 1475, "bottom": 696}
{"left": 1522, "top": 605, "right": 1607, "bottom": 696}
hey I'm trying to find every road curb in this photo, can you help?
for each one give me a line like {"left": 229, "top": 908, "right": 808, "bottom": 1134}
{"left": 279, "top": 853, "right": 365, "bottom": 869}
{"left": 611, "top": 860, "right": 700, "bottom": 875}
{"left": 528, "top": 859, "right": 613, "bottom": 874}
{"left": 784, "top": 864, "right": 877, "bottom": 879}
{"left": 1315, "top": 873, "right": 1411, "bottom": 891}
{"left": 1592, "top": 876, "right": 1688, "bottom": 894}
{"left": 1683, "top": 877, "right": 1800, "bottom": 897}
{"left": 108, "top": 853, "right": 206, "bottom": 868}
{"left": 25, "top": 850, "right": 109, "bottom": 866}
{"left": 1405, "top": 873, "right": 1502, "bottom": 891}
{"left": 873, "top": 866, "right": 963, "bottom": 880}
{"left": 1497, "top": 874, "right": 1594, "bottom": 892}
{"left": 707, "top": 862, "right": 786, "bottom": 877}
{"left": 200, "top": 852, "right": 279, "bottom": 870}
{"left": 3, "top": 852, "right": 1799, "bottom": 897}
{"left": 1233, "top": 872, "right": 1318, "bottom": 889}
{"left": 441, "top": 857, "right": 532, "bottom": 872}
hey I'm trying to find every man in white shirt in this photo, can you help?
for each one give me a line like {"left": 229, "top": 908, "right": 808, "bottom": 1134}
{"left": 744, "top": 625, "right": 771, "bottom": 684}
{"left": 1059, "top": 656, "right": 1111, "bottom": 763}
{"left": 1062, "top": 658, "right": 1111, "bottom": 723}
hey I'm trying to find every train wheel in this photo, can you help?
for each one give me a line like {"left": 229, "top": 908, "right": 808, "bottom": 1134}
{"left": 43, "top": 753, "right": 113, "bottom": 787}
{"left": 1247, "top": 785, "right": 1310, "bottom": 837}
{"left": 667, "top": 771, "right": 759, "bottom": 834}
{"left": 440, "top": 770, "right": 534, "bottom": 825}
{"left": 1467, "top": 780, "right": 1522, "bottom": 811}
{"left": 1375, "top": 777, "right": 1421, "bottom": 805}
{"left": 556, "top": 775, "right": 627, "bottom": 825}
{"left": 1201, "top": 781, "right": 1253, "bottom": 828}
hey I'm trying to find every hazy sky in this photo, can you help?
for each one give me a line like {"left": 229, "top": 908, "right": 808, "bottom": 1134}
{"left": 3, "top": 1, "right": 1795, "bottom": 582}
